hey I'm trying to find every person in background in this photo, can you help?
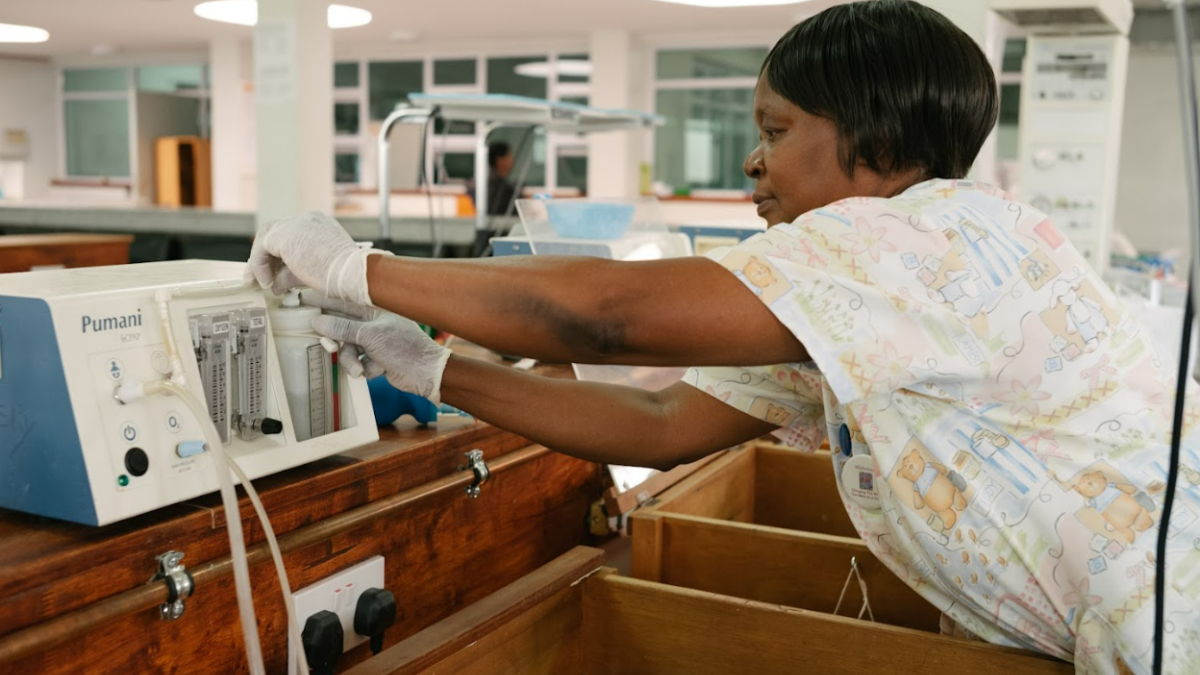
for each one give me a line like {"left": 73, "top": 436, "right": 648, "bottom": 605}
{"left": 247, "top": 2, "right": 1200, "bottom": 672}
{"left": 468, "top": 141, "right": 517, "bottom": 216}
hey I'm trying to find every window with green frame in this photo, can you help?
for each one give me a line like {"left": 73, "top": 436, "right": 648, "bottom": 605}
{"left": 335, "top": 152, "right": 360, "bottom": 184}
{"left": 656, "top": 47, "right": 768, "bottom": 79}
{"left": 557, "top": 153, "right": 587, "bottom": 193}
{"left": 334, "top": 102, "right": 360, "bottom": 135}
{"left": 368, "top": 61, "right": 423, "bottom": 120}
{"left": 434, "top": 59, "right": 476, "bottom": 86}
{"left": 137, "top": 65, "right": 205, "bottom": 93}
{"left": 334, "top": 62, "right": 360, "bottom": 88}
{"left": 64, "top": 67, "right": 128, "bottom": 92}
{"left": 655, "top": 87, "right": 756, "bottom": 192}
{"left": 487, "top": 56, "right": 548, "bottom": 99}
{"left": 64, "top": 98, "right": 132, "bottom": 177}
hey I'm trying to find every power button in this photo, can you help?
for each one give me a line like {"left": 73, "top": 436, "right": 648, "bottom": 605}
{"left": 124, "top": 447, "right": 149, "bottom": 477}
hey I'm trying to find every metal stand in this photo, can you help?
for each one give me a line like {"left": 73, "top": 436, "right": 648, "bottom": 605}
{"left": 376, "top": 94, "right": 662, "bottom": 257}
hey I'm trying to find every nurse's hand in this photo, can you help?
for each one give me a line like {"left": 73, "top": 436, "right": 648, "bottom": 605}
{"left": 310, "top": 301, "right": 451, "bottom": 405}
{"left": 244, "top": 210, "right": 388, "bottom": 306}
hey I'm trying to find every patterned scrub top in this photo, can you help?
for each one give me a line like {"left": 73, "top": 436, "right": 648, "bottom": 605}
{"left": 686, "top": 179, "right": 1200, "bottom": 675}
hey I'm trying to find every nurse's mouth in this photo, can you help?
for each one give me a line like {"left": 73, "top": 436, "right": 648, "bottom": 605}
{"left": 753, "top": 194, "right": 775, "bottom": 217}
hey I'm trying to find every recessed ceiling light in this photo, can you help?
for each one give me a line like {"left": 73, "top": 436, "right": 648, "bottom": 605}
{"left": 327, "top": 4, "right": 371, "bottom": 28}
{"left": 0, "top": 23, "right": 49, "bottom": 43}
{"left": 193, "top": 1, "right": 372, "bottom": 29}
{"left": 649, "top": 0, "right": 815, "bottom": 6}
{"left": 194, "top": 1, "right": 256, "bottom": 25}
{"left": 515, "top": 60, "right": 593, "bottom": 79}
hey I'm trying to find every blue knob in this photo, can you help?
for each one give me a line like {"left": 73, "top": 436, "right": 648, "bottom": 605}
{"left": 176, "top": 441, "right": 208, "bottom": 458}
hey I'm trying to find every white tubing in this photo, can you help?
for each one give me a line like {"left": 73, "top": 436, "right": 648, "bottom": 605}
{"left": 153, "top": 290, "right": 188, "bottom": 387}
{"left": 155, "top": 281, "right": 257, "bottom": 386}
{"left": 170, "top": 279, "right": 258, "bottom": 298}
{"left": 144, "top": 277, "right": 305, "bottom": 674}
{"left": 143, "top": 379, "right": 266, "bottom": 675}
{"left": 227, "top": 459, "right": 310, "bottom": 675}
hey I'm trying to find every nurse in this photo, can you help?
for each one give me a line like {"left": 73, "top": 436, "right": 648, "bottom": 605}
{"left": 247, "top": 1, "right": 1199, "bottom": 672}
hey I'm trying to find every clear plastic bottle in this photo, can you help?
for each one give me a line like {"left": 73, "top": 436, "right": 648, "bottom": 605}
{"left": 268, "top": 294, "right": 327, "bottom": 442}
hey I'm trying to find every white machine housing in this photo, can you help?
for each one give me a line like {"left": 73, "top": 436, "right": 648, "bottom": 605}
{"left": 0, "top": 261, "right": 378, "bottom": 526}
{"left": 991, "top": 0, "right": 1133, "bottom": 35}
{"left": 994, "top": 0, "right": 1133, "bottom": 273}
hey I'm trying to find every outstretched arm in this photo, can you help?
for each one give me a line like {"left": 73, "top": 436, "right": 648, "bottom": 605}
{"left": 311, "top": 304, "right": 778, "bottom": 468}
{"left": 366, "top": 255, "right": 806, "bottom": 368}
{"left": 440, "top": 355, "right": 777, "bottom": 469}
{"left": 247, "top": 211, "right": 807, "bottom": 369}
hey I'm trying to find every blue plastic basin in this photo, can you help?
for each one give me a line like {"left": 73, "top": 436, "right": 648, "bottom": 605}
{"left": 546, "top": 202, "right": 635, "bottom": 240}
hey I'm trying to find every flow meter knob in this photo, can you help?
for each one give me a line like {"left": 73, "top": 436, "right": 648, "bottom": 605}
{"left": 259, "top": 418, "right": 284, "bottom": 435}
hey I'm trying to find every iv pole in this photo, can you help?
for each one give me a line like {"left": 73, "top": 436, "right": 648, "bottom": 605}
{"left": 1157, "top": 2, "right": 1198, "bottom": 673}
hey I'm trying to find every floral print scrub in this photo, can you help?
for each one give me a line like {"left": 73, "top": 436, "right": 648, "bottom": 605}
{"left": 687, "top": 179, "right": 1200, "bottom": 674}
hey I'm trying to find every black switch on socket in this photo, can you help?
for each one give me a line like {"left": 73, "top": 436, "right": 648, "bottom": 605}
{"left": 302, "top": 610, "right": 343, "bottom": 675}
{"left": 354, "top": 588, "right": 397, "bottom": 655}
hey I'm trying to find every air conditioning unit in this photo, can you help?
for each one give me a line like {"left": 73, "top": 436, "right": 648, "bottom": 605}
{"left": 989, "top": 0, "right": 1133, "bottom": 35}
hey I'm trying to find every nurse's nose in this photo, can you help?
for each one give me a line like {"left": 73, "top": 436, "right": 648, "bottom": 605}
{"left": 744, "top": 145, "right": 763, "bottom": 179}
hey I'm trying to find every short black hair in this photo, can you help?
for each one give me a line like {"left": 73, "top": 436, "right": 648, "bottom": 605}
{"left": 763, "top": 0, "right": 998, "bottom": 179}
{"left": 488, "top": 141, "right": 511, "bottom": 170}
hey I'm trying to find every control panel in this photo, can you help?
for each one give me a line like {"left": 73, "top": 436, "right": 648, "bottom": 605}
{"left": 0, "top": 261, "right": 378, "bottom": 526}
{"left": 1018, "top": 34, "right": 1129, "bottom": 271}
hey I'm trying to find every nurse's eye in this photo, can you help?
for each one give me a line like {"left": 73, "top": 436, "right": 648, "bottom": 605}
{"left": 760, "top": 128, "right": 780, "bottom": 143}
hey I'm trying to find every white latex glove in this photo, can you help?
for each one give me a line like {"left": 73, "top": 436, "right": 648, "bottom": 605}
{"left": 244, "top": 210, "right": 389, "bottom": 306}
{"left": 308, "top": 295, "right": 452, "bottom": 405}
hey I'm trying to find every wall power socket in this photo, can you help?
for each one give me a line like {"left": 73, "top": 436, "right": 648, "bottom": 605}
{"left": 293, "top": 555, "right": 386, "bottom": 654}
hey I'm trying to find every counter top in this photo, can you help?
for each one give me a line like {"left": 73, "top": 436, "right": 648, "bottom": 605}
{"left": 0, "top": 204, "right": 510, "bottom": 246}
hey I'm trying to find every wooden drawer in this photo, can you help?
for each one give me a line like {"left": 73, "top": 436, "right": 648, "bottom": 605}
{"left": 346, "top": 546, "right": 1071, "bottom": 675}
{"left": 630, "top": 444, "right": 941, "bottom": 632}
{"left": 651, "top": 442, "right": 856, "bottom": 536}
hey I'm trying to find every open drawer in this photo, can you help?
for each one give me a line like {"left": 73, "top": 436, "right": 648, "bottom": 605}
{"left": 344, "top": 546, "right": 1071, "bottom": 675}
{"left": 630, "top": 444, "right": 940, "bottom": 632}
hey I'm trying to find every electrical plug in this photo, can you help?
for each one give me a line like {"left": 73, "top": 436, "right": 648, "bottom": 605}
{"left": 354, "top": 587, "right": 397, "bottom": 655}
{"left": 302, "top": 610, "right": 343, "bottom": 675}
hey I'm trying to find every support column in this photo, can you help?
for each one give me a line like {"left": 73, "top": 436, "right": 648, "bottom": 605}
{"left": 254, "top": 0, "right": 332, "bottom": 228}
{"left": 209, "top": 36, "right": 254, "bottom": 211}
{"left": 587, "top": 30, "right": 646, "bottom": 199}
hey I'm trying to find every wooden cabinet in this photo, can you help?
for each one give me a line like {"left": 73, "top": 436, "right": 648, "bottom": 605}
{"left": 155, "top": 136, "right": 211, "bottom": 207}
{"left": 0, "top": 233, "right": 133, "bottom": 273}
{"left": 0, "top": 423, "right": 603, "bottom": 674}
{"left": 625, "top": 442, "right": 1071, "bottom": 670}
{"left": 345, "top": 546, "right": 1071, "bottom": 675}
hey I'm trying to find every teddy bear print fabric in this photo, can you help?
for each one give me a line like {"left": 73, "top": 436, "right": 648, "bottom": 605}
{"left": 685, "top": 179, "right": 1200, "bottom": 675}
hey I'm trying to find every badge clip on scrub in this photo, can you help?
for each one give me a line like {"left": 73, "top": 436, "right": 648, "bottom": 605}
{"left": 837, "top": 423, "right": 881, "bottom": 510}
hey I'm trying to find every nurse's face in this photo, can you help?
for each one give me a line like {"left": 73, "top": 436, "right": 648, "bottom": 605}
{"left": 744, "top": 80, "right": 883, "bottom": 226}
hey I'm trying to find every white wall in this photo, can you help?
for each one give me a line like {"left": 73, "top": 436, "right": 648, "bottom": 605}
{"left": 0, "top": 57, "right": 57, "bottom": 201}
{"left": 1113, "top": 46, "right": 1195, "bottom": 259}
{"left": 588, "top": 31, "right": 647, "bottom": 199}
{"left": 210, "top": 37, "right": 256, "bottom": 211}
{"left": 254, "top": 0, "right": 334, "bottom": 227}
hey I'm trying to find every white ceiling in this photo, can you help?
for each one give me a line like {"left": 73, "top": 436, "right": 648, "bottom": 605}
{"left": 0, "top": 0, "right": 843, "bottom": 59}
